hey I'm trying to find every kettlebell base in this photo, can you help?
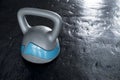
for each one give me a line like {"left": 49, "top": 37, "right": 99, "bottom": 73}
{"left": 21, "top": 42, "right": 60, "bottom": 64}
{"left": 22, "top": 54, "right": 54, "bottom": 64}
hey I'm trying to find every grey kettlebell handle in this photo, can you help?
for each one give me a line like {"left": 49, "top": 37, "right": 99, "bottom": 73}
{"left": 17, "top": 8, "right": 62, "bottom": 41}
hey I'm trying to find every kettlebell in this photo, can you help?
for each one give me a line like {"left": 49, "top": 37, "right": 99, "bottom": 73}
{"left": 17, "top": 8, "right": 62, "bottom": 64}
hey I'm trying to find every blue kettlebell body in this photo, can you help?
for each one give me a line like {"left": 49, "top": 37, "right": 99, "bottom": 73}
{"left": 17, "top": 8, "right": 62, "bottom": 63}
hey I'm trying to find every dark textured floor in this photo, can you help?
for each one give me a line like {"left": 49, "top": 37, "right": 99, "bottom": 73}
{"left": 0, "top": 0, "right": 120, "bottom": 80}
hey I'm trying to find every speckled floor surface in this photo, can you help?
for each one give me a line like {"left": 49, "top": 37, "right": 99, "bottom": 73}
{"left": 0, "top": 0, "right": 120, "bottom": 80}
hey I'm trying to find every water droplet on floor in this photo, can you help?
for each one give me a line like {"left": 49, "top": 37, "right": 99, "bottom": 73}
{"left": 68, "top": 11, "right": 74, "bottom": 15}
{"left": 66, "top": 0, "right": 69, "bottom": 3}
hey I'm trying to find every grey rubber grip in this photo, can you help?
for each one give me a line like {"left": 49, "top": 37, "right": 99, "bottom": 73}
{"left": 17, "top": 8, "right": 62, "bottom": 41}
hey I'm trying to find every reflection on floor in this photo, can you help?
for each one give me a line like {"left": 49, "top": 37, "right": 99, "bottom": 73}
{"left": 0, "top": 0, "right": 120, "bottom": 80}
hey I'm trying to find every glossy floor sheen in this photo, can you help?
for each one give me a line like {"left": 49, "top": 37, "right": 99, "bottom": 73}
{"left": 0, "top": 0, "right": 120, "bottom": 80}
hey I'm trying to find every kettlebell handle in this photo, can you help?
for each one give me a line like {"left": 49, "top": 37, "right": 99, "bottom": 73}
{"left": 17, "top": 8, "right": 62, "bottom": 41}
